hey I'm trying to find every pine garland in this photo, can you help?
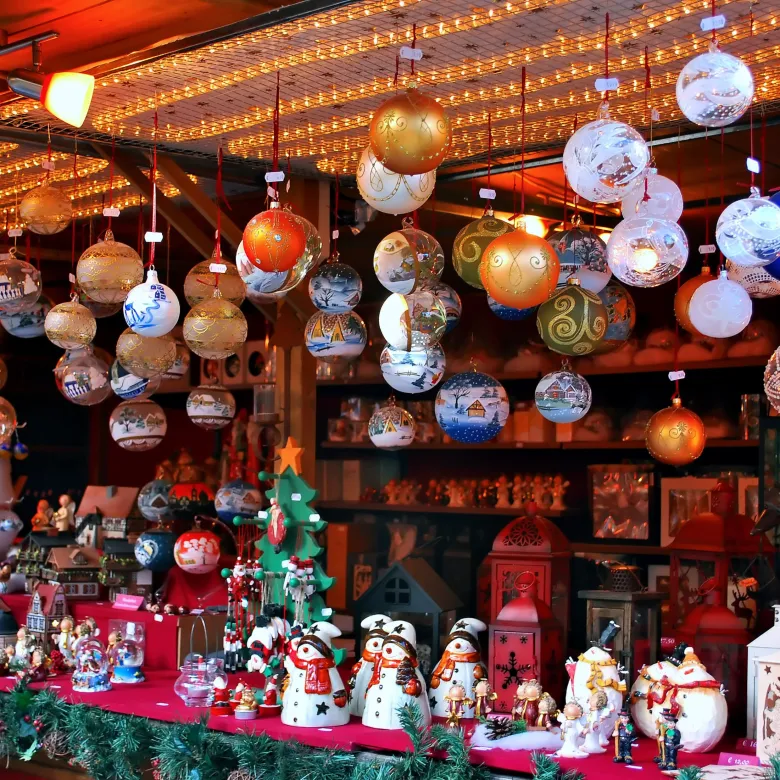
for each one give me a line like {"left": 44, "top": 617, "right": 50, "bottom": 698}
{"left": 767, "top": 754, "right": 780, "bottom": 780}
{"left": 675, "top": 768, "right": 705, "bottom": 780}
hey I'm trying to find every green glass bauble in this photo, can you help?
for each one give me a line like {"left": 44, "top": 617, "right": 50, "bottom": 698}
{"left": 536, "top": 280, "right": 608, "bottom": 356}
{"left": 452, "top": 213, "right": 514, "bottom": 289}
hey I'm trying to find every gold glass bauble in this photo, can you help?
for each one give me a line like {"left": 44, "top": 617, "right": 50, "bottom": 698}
{"left": 0, "top": 358, "right": 7, "bottom": 392}
{"left": 116, "top": 328, "right": 177, "bottom": 379}
{"left": 0, "top": 397, "right": 17, "bottom": 444}
{"left": 184, "top": 255, "right": 246, "bottom": 307}
{"left": 536, "top": 279, "right": 607, "bottom": 356}
{"left": 480, "top": 229, "right": 559, "bottom": 309}
{"left": 453, "top": 214, "right": 514, "bottom": 289}
{"left": 0, "top": 255, "right": 42, "bottom": 315}
{"left": 369, "top": 87, "right": 452, "bottom": 175}
{"left": 183, "top": 293, "right": 248, "bottom": 360}
{"left": 645, "top": 397, "right": 706, "bottom": 466}
{"left": 19, "top": 184, "right": 73, "bottom": 235}
{"left": 76, "top": 229, "right": 144, "bottom": 304}
{"left": 674, "top": 266, "right": 713, "bottom": 337}
{"left": 44, "top": 300, "right": 97, "bottom": 349}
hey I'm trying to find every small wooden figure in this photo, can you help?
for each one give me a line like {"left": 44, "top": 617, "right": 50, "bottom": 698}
{"left": 473, "top": 678, "right": 498, "bottom": 719}
{"left": 612, "top": 707, "right": 635, "bottom": 764}
{"left": 444, "top": 682, "right": 474, "bottom": 730}
{"left": 31, "top": 500, "right": 52, "bottom": 531}
{"left": 52, "top": 495, "right": 76, "bottom": 533}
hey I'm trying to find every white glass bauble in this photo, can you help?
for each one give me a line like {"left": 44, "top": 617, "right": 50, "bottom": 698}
{"left": 726, "top": 260, "right": 780, "bottom": 298}
{"left": 562, "top": 114, "right": 650, "bottom": 203}
{"left": 123, "top": 268, "right": 180, "bottom": 337}
{"left": 356, "top": 146, "right": 436, "bottom": 215}
{"left": 380, "top": 344, "right": 446, "bottom": 394}
{"left": 676, "top": 44, "right": 754, "bottom": 128}
{"left": 716, "top": 189, "right": 780, "bottom": 267}
{"left": 607, "top": 216, "right": 688, "bottom": 287}
{"left": 109, "top": 399, "right": 167, "bottom": 451}
{"left": 535, "top": 367, "right": 592, "bottom": 423}
{"left": 110, "top": 359, "right": 161, "bottom": 400}
{"left": 379, "top": 290, "right": 446, "bottom": 351}
{"left": 304, "top": 311, "right": 367, "bottom": 363}
{"left": 373, "top": 225, "right": 444, "bottom": 294}
{"left": 688, "top": 269, "right": 752, "bottom": 338}
{"left": 422, "top": 281, "right": 461, "bottom": 332}
{"left": 621, "top": 172, "right": 684, "bottom": 222}
{"left": 369, "top": 403, "right": 416, "bottom": 449}
{"left": 55, "top": 346, "right": 112, "bottom": 406}
{"left": 308, "top": 261, "right": 362, "bottom": 312}
{"left": 0, "top": 256, "right": 42, "bottom": 315}
{"left": 186, "top": 385, "right": 236, "bottom": 430}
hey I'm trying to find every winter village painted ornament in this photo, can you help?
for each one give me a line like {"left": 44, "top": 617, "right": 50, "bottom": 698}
{"left": 550, "top": 222, "right": 611, "bottom": 293}
{"left": 134, "top": 528, "right": 176, "bottom": 571}
{"left": 168, "top": 480, "right": 215, "bottom": 521}
{"left": 356, "top": 146, "right": 436, "bottom": 216}
{"left": 480, "top": 228, "right": 559, "bottom": 309}
{"left": 373, "top": 224, "right": 444, "bottom": 294}
{"left": 45, "top": 300, "right": 96, "bottom": 349}
{"left": 184, "top": 257, "right": 246, "bottom": 307}
{"left": 109, "top": 399, "right": 167, "bottom": 451}
{"left": 764, "top": 348, "right": 780, "bottom": 413}
{"left": 110, "top": 360, "right": 160, "bottom": 400}
{"left": 308, "top": 260, "right": 362, "bottom": 312}
{"left": 380, "top": 344, "right": 445, "bottom": 394}
{"left": 674, "top": 266, "right": 714, "bottom": 336}
{"left": 174, "top": 527, "right": 221, "bottom": 575}
{"left": 487, "top": 295, "right": 535, "bottom": 320}
{"left": 687, "top": 269, "right": 752, "bottom": 338}
{"left": 214, "top": 479, "right": 262, "bottom": 524}
{"left": 19, "top": 183, "right": 72, "bottom": 235}
{"left": 452, "top": 212, "right": 514, "bottom": 289}
{"left": 0, "top": 296, "right": 50, "bottom": 338}
{"left": 676, "top": 43, "right": 754, "bottom": 128}
{"left": 621, "top": 172, "right": 684, "bottom": 222}
{"left": 715, "top": 189, "right": 780, "bottom": 267}
{"left": 535, "top": 365, "right": 592, "bottom": 423}
{"left": 116, "top": 329, "right": 176, "bottom": 379}
{"left": 536, "top": 279, "right": 607, "bottom": 357}
{"left": 237, "top": 239, "right": 293, "bottom": 299}
{"left": 424, "top": 281, "right": 461, "bottom": 332}
{"left": 183, "top": 292, "right": 248, "bottom": 360}
{"left": 368, "top": 401, "right": 416, "bottom": 449}
{"left": 137, "top": 478, "right": 173, "bottom": 523}
{"left": 368, "top": 87, "right": 452, "bottom": 175}
{"left": 163, "top": 338, "right": 191, "bottom": 380}
{"left": 727, "top": 259, "right": 780, "bottom": 298}
{"left": 435, "top": 371, "right": 509, "bottom": 444}
{"left": 305, "top": 310, "right": 367, "bottom": 363}
{"left": 186, "top": 385, "right": 236, "bottom": 430}
{"left": 594, "top": 280, "right": 636, "bottom": 352}
{"left": 645, "top": 397, "right": 706, "bottom": 466}
{"left": 242, "top": 206, "right": 307, "bottom": 273}
{"left": 76, "top": 230, "right": 144, "bottom": 304}
{"left": 0, "top": 255, "right": 42, "bottom": 315}
{"left": 379, "top": 290, "right": 446, "bottom": 351}
{"left": 55, "top": 347, "right": 112, "bottom": 406}
{"left": 123, "top": 268, "right": 180, "bottom": 337}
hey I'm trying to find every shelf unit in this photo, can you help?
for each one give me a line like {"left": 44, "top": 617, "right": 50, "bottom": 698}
{"left": 316, "top": 499, "right": 577, "bottom": 518}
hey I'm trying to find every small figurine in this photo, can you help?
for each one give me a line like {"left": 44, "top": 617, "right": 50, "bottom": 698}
{"left": 348, "top": 614, "right": 391, "bottom": 717}
{"left": 556, "top": 701, "right": 588, "bottom": 758}
{"left": 13, "top": 626, "right": 34, "bottom": 666}
{"left": 383, "top": 479, "right": 400, "bottom": 505}
{"left": 612, "top": 707, "right": 635, "bottom": 764}
{"left": 48, "top": 649, "right": 69, "bottom": 676}
{"left": 235, "top": 686, "right": 259, "bottom": 721}
{"left": 51, "top": 494, "right": 76, "bottom": 533}
{"left": 31, "top": 499, "right": 52, "bottom": 531}
{"left": 511, "top": 476, "right": 524, "bottom": 508}
{"left": 582, "top": 689, "right": 610, "bottom": 754}
{"left": 534, "top": 693, "right": 558, "bottom": 730}
{"left": 511, "top": 680, "right": 528, "bottom": 722}
{"left": 22, "top": 647, "right": 49, "bottom": 682}
{"left": 532, "top": 474, "right": 546, "bottom": 507}
{"left": 211, "top": 675, "right": 232, "bottom": 716}
{"left": 423, "top": 479, "right": 439, "bottom": 506}
{"left": 261, "top": 667, "right": 285, "bottom": 714}
{"left": 51, "top": 615, "right": 76, "bottom": 666}
{"left": 443, "top": 681, "right": 473, "bottom": 730}
{"left": 657, "top": 709, "right": 681, "bottom": 770}
{"left": 550, "top": 474, "right": 570, "bottom": 511}
{"left": 106, "top": 629, "right": 121, "bottom": 661}
{"left": 446, "top": 480, "right": 464, "bottom": 509}
{"left": 519, "top": 679, "right": 544, "bottom": 724}
{"left": 495, "top": 475, "right": 511, "bottom": 509}
{"left": 473, "top": 679, "right": 498, "bottom": 719}
{"left": 231, "top": 679, "right": 248, "bottom": 712}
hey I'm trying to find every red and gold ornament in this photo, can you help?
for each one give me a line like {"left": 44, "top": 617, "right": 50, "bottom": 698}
{"left": 242, "top": 207, "right": 307, "bottom": 273}
{"left": 645, "top": 397, "right": 706, "bottom": 466}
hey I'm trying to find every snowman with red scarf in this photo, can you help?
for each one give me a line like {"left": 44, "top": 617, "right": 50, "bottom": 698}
{"left": 363, "top": 620, "right": 431, "bottom": 730}
{"left": 349, "top": 614, "right": 392, "bottom": 717}
{"left": 281, "top": 622, "right": 349, "bottom": 728}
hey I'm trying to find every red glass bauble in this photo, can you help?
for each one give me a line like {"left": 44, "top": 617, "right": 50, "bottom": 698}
{"left": 174, "top": 528, "right": 221, "bottom": 575}
{"left": 242, "top": 208, "right": 307, "bottom": 273}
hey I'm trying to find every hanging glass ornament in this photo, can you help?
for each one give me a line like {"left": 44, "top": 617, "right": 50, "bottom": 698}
{"left": 304, "top": 311, "right": 367, "bottom": 363}
{"left": 606, "top": 216, "right": 688, "bottom": 287}
{"left": 0, "top": 358, "right": 7, "bottom": 391}
{"left": 726, "top": 259, "right": 780, "bottom": 298}
{"left": 687, "top": 268, "right": 752, "bottom": 338}
{"left": 594, "top": 280, "right": 636, "bottom": 353}
{"left": 621, "top": 172, "right": 684, "bottom": 222}
{"left": 536, "top": 279, "right": 608, "bottom": 356}
{"left": 418, "top": 282, "right": 459, "bottom": 334}
{"left": 645, "top": 397, "right": 706, "bottom": 466}
{"left": 110, "top": 359, "right": 161, "bottom": 400}
{"left": 674, "top": 266, "right": 713, "bottom": 336}
{"left": 134, "top": 527, "right": 176, "bottom": 571}
{"left": 55, "top": 346, "right": 112, "bottom": 406}
{"left": 368, "top": 86, "right": 452, "bottom": 175}
{"left": 174, "top": 525, "right": 221, "bottom": 575}
{"left": 162, "top": 338, "right": 191, "bottom": 381}
{"left": 435, "top": 370, "right": 509, "bottom": 444}
{"left": 356, "top": 146, "right": 436, "bottom": 216}
{"left": 109, "top": 399, "right": 167, "bottom": 451}
{"left": 0, "top": 251, "right": 42, "bottom": 315}
{"left": 236, "top": 238, "right": 299, "bottom": 297}
{"left": 123, "top": 268, "right": 180, "bottom": 337}
{"left": 369, "top": 399, "right": 417, "bottom": 449}
{"left": 246, "top": 288, "right": 288, "bottom": 310}
{"left": 183, "top": 291, "right": 248, "bottom": 360}
{"left": 78, "top": 287, "right": 122, "bottom": 318}
{"left": 715, "top": 188, "right": 780, "bottom": 267}
{"left": 453, "top": 211, "right": 514, "bottom": 289}
{"left": 0, "top": 295, "right": 50, "bottom": 338}
{"left": 0, "top": 398, "right": 16, "bottom": 445}
{"left": 184, "top": 255, "right": 246, "bottom": 307}
{"left": 76, "top": 230, "right": 144, "bottom": 304}
{"left": 380, "top": 343, "right": 446, "bottom": 394}
{"left": 487, "top": 294, "right": 536, "bottom": 321}
{"left": 308, "top": 256, "right": 362, "bottom": 312}
{"left": 534, "top": 363, "right": 592, "bottom": 422}
{"left": 549, "top": 219, "right": 611, "bottom": 293}
{"left": 186, "top": 385, "right": 236, "bottom": 430}
{"left": 19, "top": 183, "right": 72, "bottom": 235}
{"left": 45, "top": 299, "right": 96, "bottom": 349}
{"left": 764, "top": 348, "right": 780, "bottom": 413}
{"left": 480, "top": 227, "right": 559, "bottom": 309}
{"left": 676, "top": 43, "right": 754, "bottom": 128}
{"left": 137, "top": 478, "right": 173, "bottom": 523}
{"left": 242, "top": 205, "right": 307, "bottom": 273}
{"left": 379, "top": 289, "right": 446, "bottom": 351}
{"left": 373, "top": 220, "right": 444, "bottom": 294}
{"left": 215, "top": 479, "right": 263, "bottom": 524}
{"left": 562, "top": 106, "right": 650, "bottom": 203}
{"left": 116, "top": 328, "right": 176, "bottom": 379}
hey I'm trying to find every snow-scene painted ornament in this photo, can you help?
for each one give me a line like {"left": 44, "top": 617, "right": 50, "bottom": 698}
{"left": 186, "top": 385, "right": 236, "bottom": 430}
{"left": 368, "top": 401, "right": 416, "bottom": 449}
{"left": 109, "top": 399, "right": 167, "bottom": 451}
{"left": 380, "top": 343, "right": 445, "bottom": 394}
{"left": 453, "top": 211, "right": 514, "bottom": 290}
{"left": 435, "top": 370, "right": 509, "bottom": 444}
{"left": 535, "top": 364, "right": 592, "bottom": 423}
{"left": 174, "top": 526, "right": 221, "bottom": 575}
{"left": 629, "top": 659, "right": 679, "bottom": 738}
{"left": 487, "top": 295, "right": 536, "bottom": 321}
{"left": 373, "top": 223, "right": 444, "bottom": 294}
{"left": 764, "top": 348, "right": 780, "bottom": 413}
{"left": 237, "top": 239, "right": 293, "bottom": 298}
{"left": 716, "top": 188, "right": 780, "bottom": 267}
{"left": 137, "top": 478, "right": 173, "bottom": 523}
{"left": 0, "top": 295, "right": 50, "bottom": 338}
{"left": 607, "top": 216, "right": 688, "bottom": 287}
{"left": 536, "top": 279, "right": 607, "bottom": 356}
{"left": 55, "top": 347, "right": 112, "bottom": 406}
{"left": 688, "top": 268, "right": 752, "bottom": 338}
{"left": 304, "top": 310, "right": 367, "bottom": 363}
{"left": 19, "top": 183, "right": 72, "bottom": 235}
{"left": 349, "top": 614, "right": 393, "bottom": 717}
{"left": 214, "top": 479, "right": 262, "bottom": 524}
{"left": 110, "top": 360, "right": 160, "bottom": 400}
{"left": 727, "top": 259, "right": 780, "bottom": 298}
{"left": 0, "top": 255, "right": 42, "bottom": 315}
{"left": 123, "top": 268, "right": 180, "bottom": 337}
{"left": 676, "top": 42, "right": 754, "bottom": 128}
{"left": 134, "top": 528, "right": 176, "bottom": 571}
{"left": 184, "top": 256, "right": 246, "bottom": 307}
{"left": 356, "top": 146, "right": 436, "bottom": 216}
{"left": 645, "top": 397, "right": 706, "bottom": 466}
{"left": 423, "top": 281, "right": 461, "bottom": 332}
{"left": 549, "top": 221, "right": 611, "bottom": 293}
{"left": 562, "top": 107, "right": 650, "bottom": 203}
{"left": 168, "top": 480, "right": 215, "bottom": 521}
{"left": 621, "top": 172, "right": 684, "bottom": 222}
{"left": 76, "top": 230, "right": 144, "bottom": 304}
{"left": 45, "top": 300, "right": 96, "bottom": 349}
{"left": 116, "top": 329, "right": 177, "bottom": 379}
{"left": 163, "top": 338, "right": 191, "bottom": 381}
{"left": 594, "top": 280, "right": 636, "bottom": 352}
{"left": 183, "top": 292, "right": 248, "bottom": 360}
{"left": 308, "top": 259, "right": 362, "bottom": 312}
{"left": 379, "top": 290, "right": 446, "bottom": 351}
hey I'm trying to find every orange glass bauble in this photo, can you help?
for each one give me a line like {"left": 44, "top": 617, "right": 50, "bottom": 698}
{"left": 480, "top": 229, "right": 559, "bottom": 309}
{"left": 242, "top": 207, "right": 307, "bottom": 273}
{"left": 674, "top": 266, "right": 713, "bottom": 336}
{"left": 645, "top": 397, "right": 706, "bottom": 466}
{"left": 369, "top": 87, "right": 452, "bottom": 175}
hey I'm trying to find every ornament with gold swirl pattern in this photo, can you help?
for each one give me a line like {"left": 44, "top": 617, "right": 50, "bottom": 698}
{"left": 453, "top": 213, "right": 514, "bottom": 289}
{"left": 645, "top": 397, "right": 706, "bottom": 466}
{"left": 536, "top": 280, "right": 607, "bottom": 356}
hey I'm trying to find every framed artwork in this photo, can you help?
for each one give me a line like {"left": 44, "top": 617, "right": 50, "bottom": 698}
{"left": 244, "top": 340, "right": 274, "bottom": 385}
{"left": 738, "top": 476, "right": 759, "bottom": 518}
{"left": 648, "top": 564, "right": 670, "bottom": 594}
{"left": 222, "top": 346, "right": 246, "bottom": 386}
{"left": 661, "top": 477, "right": 719, "bottom": 547}
{"left": 199, "top": 357, "right": 223, "bottom": 386}
{"left": 588, "top": 465, "right": 654, "bottom": 540}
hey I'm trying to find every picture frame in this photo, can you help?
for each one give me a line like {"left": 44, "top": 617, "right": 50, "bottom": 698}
{"left": 588, "top": 464, "right": 654, "bottom": 541}
{"left": 222, "top": 345, "right": 246, "bottom": 386}
{"left": 244, "top": 340, "right": 274, "bottom": 385}
{"left": 660, "top": 477, "right": 719, "bottom": 547}
{"left": 738, "top": 476, "right": 759, "bottom": 519}
{"left": 199, "top": 357, "right": 223, "bottom": 386}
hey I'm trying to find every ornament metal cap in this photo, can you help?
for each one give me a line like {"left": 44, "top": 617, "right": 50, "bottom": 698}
{"left": 671, "top": 396, "right": 683, "bottom": 408}
{"left": 565, "top": 277, "right": 582, "bottom": 287}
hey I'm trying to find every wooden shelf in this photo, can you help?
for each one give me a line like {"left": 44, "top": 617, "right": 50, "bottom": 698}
{"left": 572, "top": 543, "right": 667, "bottom": 556}
{"left": 561, "top": 438, "right": 757, "bottom": 450}
{"left": 316, "top": 500, "right": 577, "bottom": 518}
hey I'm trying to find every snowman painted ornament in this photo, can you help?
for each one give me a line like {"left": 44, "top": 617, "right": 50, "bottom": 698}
{"left": 282, "top": 622, "right": 349, "bottom": 728}
{"left": 629, "top": 658, "right": 678, "bottom": 738}
{"left": 349, "top": 614, "right": 392, "bottom": 717}
{"left": 123, "top": 268, "right": 180, "bottom": 337}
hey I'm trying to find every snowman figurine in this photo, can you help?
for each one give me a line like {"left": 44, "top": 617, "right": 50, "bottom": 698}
{"left": 556, "top": 701, "right": 588, "bottom": 758}
{"left": 629, "top": 657, "right": 680, "bottom": 738}
{"left": 349, "top": 614, "right": 391, "bottom": 717}
{"left": 281, "top": 622, "right": 349, "bottom": 728}
{"left": 430, "top": 618, "right": 487, "bottom": 719}
{"left": 363, "top": 620, "right": 431, "bottom": 730}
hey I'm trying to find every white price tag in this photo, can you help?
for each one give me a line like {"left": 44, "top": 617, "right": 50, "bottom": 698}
{"left": 154, "top": 613, "right": 164, "bottom": 622}
{"left": 668, "top": 370, "right": 686, "bottom": 381}
{"left": 699, "top": 244, "right": 717, "bottom": 254}
{"left": 68, "top": 273, "right": 76, "bottom": 284}
{"left": 267, "top": 186, "right": 278, "bottom": 200}
{"left": 209, "top": 262, "right": 227, "bottom": 274}
{"left": 651, "top": 108, "right": 660, "bottom": 122}
{"left": 292, "top": 492, "right": 301, "bottom": 501}
{"left": 265, "top": 170, "right": 285, "bottom": 183}
{"left": 399, "top": 46, "right": 423, "bottom": 61}
{"left": 479, "top": 188, "right": 496, "bottom": 200}
{"left": 145, "top": 231, "right": 163, "bottom": 243}
{"left": 747, "top": 157, "right": 761, "bottom": 174}
{"left": 7, "top": 228, "right": 22, "bottom": 238}
{"left": 332, "top": 229, "right": 339, "bottom": 240}
{"left": 190, "top": 608, "right": 204, "bottom": 615}
{"left": 103, "top": 207, "right": 120, "bottom": 218}
{"left": 700, "top": 14, "right": 726, "bottom": 31}
{"left": 595, "top": 77, "right": 619, "bottom": 92}
{"left": 41, "top": 160, "right": 55, "bottom": 171}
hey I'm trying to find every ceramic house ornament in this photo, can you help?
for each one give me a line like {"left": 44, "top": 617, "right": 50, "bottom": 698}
{"left": 123, "top": 268, "right": 181, "bottom": 337}
{"left": 748, "top": 605, "right": 780, "bottom": 738}
{"left": 349, "top": 614, "right": 392, "bottom": 717}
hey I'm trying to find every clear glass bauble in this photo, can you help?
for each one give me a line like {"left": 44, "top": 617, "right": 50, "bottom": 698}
{"left": 549, "top": 223, "right": 611, "bottom": 292}
{"left": 109, "top": 399, "right": 167, "bottom": 451}
{"left": 236, "top": 239, "right": 293, "bottom": 301}
{"left": 162, "top": 338, "right": 191, "bottom": 381}
{"left": 186, "top": 385, "right": 236, "bottom": 430}
{"left": 116, "top": 329, "right": 177, "bottom": 378}
{"left": 304, "top": 310, "right": 367, "bottom": 363}
{"left": 621, "top": 172, "right": 684, "bottom": 222}
{"left": 19, "top": 183, "right": 72, "bottom": 235}
{"left": 45, "top": 300, "right": 97, "bottom": 349}
{"left": 0, "top": 255, "right": 42, "bottom": 315}
{"left": 184, "top": 254, "right": 246, "bottom": 308}
{"left": 110, "top": 359, "right": 161, "bottom": 400}
{"left": 422, "top": 281, "right": 461, "bottom": 332}
{"left": 726, "top": 259, "right": 780, "bottom": 298}
{"left": 435, "top": 371, "right": 509, "bottom": 444}
{"left": 379, "top": 290, "right": 446, "bottom": 351}
{"left": 123, "top": 268, "right": 180, "bottom": 337}
{"left": 535, "top": 367, "right": 592, "bottom": 422}
{"left": 380, "top": 343, "right": 446, "bottom": 394}
{"left": 0, "top": 398, "right": 17, "bottom": 444}
{"left": 55, "top": 346, "right": 112, "bottom": 406}
{"left": 76, "top": 230, "right": 144, "bottom": 304}
{"left": 308, "top": 260, "right": 362, "bottom": 312}
{"left": 764, "top": 348, "right": 780, "bottom": 413}
{"left": 715, "top": 189, "right": 780, "bottom": 267}
{"left": 373, "top": 223, "right": 444, "bottom": 294}
{"left": 676, "top": 43, "right": 754, "bottom": 128}
{"left": 606, "top": 216, "right": 688, "bottom": 287}
{"left": 369, "top": 403, "right": 416, "bottom": 449}
{"left": 687, "top": 269, "right": 752, "bottom": 338}
{"left": 183, "top": 293, "right": 248, "bottom": 360}
{"left": 0, "top": 295, "right": 50, "bottom": 338}
{"left": 487, "top": 295, "right": 536, "bottom": 320}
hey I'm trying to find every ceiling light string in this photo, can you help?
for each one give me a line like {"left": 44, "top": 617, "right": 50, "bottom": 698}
{"left": 146, "top": 106, "right": 159, "bottom": 271}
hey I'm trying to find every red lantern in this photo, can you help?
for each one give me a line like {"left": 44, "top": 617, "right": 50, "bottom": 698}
{"left": 242, "top": 208, "right": 306, "bottom": 272}
{"left": 174, "top": 527, "right": 221, "bottom": 575}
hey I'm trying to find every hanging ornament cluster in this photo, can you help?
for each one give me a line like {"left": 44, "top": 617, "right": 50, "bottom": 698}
{"left": 76, "top": 230, "right": 144, "bottom": 304}
{"left": 435, "top": 370, "right": 509, "bottom": 444}
{"left": 368, "top": 398, "right": 417, "bottom": 450}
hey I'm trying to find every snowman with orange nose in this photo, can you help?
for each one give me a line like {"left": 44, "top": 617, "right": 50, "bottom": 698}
{"left": 348, "top": 614, "right": 392, "bottom": 717}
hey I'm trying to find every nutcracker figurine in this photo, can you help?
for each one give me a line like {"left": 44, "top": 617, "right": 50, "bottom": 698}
{"left": 349, "top": 614, "right": 391, "bottom": 717}
{"left": 612, "top": 707, "right": 635, "bottom": 764}
{"left": 473, "top": 678, "right": 498, "bottom": 719}
{"left": 657, "top": 709, "right": 681, "bottom": 770}
{"left": 443, "top": 682, "right": 474, "bottom": 730}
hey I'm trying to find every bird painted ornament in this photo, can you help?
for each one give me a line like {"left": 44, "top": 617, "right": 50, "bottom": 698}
{"left": 453, "top": 211, "right": 514, "bottom": 290}
{"left": 308, "top": 259, "right": 362, "bottom": 313}
{"left": 349, "top": 614, "right": 392, "bottom": 717}
{"left": 536, "top": 279, "right": 607, "bottom": 356}
{"left": 123, "top": 268, "right": 180, "bottom": 337}
{"left": 435, "top": 371, "right": 509, "bottom": 444}
{"left": 373, "top": 223, "right": 444, "bottom": 294}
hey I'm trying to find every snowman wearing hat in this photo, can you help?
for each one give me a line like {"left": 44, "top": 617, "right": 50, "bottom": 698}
{"left": 349, "top": 614, "right": 392, "bottom": 717}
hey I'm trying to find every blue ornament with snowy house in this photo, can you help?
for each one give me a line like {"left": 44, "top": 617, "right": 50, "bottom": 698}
{"left": 435, "top": 371, "right": 509, "bottom": 444}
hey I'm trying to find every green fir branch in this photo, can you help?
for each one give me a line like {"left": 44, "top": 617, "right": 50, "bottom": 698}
{"left": 676, "top": 768, "right": 705, "bottom": 780}
{"left": 765, "top": 753, "right": 780, "bottom": 780}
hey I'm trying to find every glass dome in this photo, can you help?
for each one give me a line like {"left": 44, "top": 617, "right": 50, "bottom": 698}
{"left": 72, "top": 640, "right": 112, "bottom": 692}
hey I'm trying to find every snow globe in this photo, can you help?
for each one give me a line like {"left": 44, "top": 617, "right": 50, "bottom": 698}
{"left": 109, "top": 622, "right": 145, "bottom": 683}
{"left": 72, "top": 639, "right": 112, "bottom": 692}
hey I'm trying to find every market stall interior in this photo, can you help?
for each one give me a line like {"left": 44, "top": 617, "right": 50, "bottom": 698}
{"left": 0, "top": 0, "right": 779, "bottom": 777}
